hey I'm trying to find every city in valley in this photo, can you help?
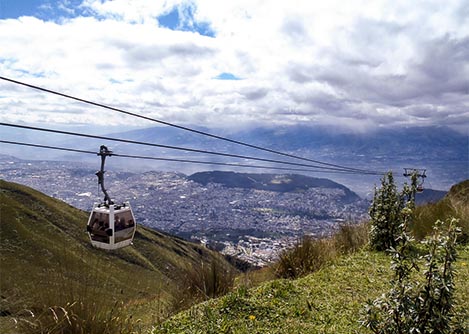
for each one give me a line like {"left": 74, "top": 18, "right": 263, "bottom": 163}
{"left": 0, "top": 156, "right": 369, "bottom": 266}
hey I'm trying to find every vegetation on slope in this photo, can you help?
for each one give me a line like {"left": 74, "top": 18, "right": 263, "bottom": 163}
{"left": 413, "top": 179, "right": 469, "bottom": 241}
{"left": 2, "top": 177, "right": 467, "bottom": 333}
{"left": 156, "top": 247, "right": 468, "bottom": 333}
{"left": 157, "top": 178, "right": 469, "bottom": 333}
{"left": 0, "top": 180, "right": 236, "bottom": 333}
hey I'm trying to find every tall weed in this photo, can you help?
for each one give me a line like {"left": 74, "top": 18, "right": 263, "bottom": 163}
{"left": 413, "top": 198, "right": 468, "bottom": 243}
{"left": 333, "top": 222, "right": 369, "bottom": 255}
{"left": 274, "top": 222, "right": 369, "bottom": 279}
{"left": 272, "top": 223, "right": 369, "bottom": 279}
{"left": 171, "top": 259, "right": 236, "bottom": 312}
{"left": 12, "top": 252, "right": 144, "bottom": 334}
{"left": 274, "top": 236, "right": 336, "bottom": 279}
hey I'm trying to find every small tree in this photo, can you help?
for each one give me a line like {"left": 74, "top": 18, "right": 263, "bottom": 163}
{"left": 415, "top": 218, "right": 461, "bottom": 333}
{"left": 369, "top": 172, "right": 405, "bottom": 251}
{"left": 363, "top": 217, "right": 463, "bottom": 334}
{"left": 364, "top": 198, "right": 418, "bottom": 333}
{"left": 364, "top": 174, "right": 464, "bottom": 333}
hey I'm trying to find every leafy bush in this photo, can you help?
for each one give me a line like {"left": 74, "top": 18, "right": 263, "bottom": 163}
{"left": 368, "top": 172, "right": 405, "bottom": 251}
{"left": 363, "top": 218, "right": 465, "bottom": 334}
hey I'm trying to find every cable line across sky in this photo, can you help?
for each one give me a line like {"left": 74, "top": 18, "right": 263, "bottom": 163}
{"left": 0, "top": 122, "right": 383, "bottom": 175}
{"left": 0, "top": 75, "right": 383, "bottom": 175}
{"left": 0, "top": 139, "right": 382, "bottom": 175}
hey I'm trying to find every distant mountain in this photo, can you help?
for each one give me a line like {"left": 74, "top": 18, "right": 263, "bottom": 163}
{"left": 2, "top": 124, "right": 466, "bottom": 194}
{"left": 0, "top": 180, "right": 235, "bottom": 321}
{"left": 101, "top": 124, "right": 466, "bottom": 158}
{"left": 234, "top": 125, "right": 466, "bottom": 155}
{"left": 105, "top": 124, "right": 467, "bottom": 193}
{"left": 9, "top": 123, "right": 463, "bottom": 164}
{"left": 188, "top": 171, "right": 360, "bottom": 202}
{"left": 415, "top": 188, "right": 447, "bottom": 206}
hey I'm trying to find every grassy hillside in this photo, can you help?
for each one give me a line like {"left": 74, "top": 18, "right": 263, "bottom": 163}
{"left": 157, "top": 247, "right": 469, "bottom": 333}
{"left": 158, "top": 179, "right": 469, "bottom": 333}
{"left": 2, "top": 178, "right": 467, "bottom": 333}
{"left": 0, "top": 179, "right": 235, "bottom": 333}
{"left": 413, "top": 179, "right": 469, "bottom": 241}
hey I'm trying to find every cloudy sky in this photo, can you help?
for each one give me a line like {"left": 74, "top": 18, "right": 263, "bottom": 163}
{"left": 0, "top": 0, "right": 468, "bottom": 132}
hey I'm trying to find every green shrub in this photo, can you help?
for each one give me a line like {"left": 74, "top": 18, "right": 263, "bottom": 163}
{"left": 362, "top": 217, "right": 465, "bottom": 333}
{"left": 415, "top": 218, "right": 462, "bottom": 333}
{"left": 369, "top": 172, "right": 405, "bottom": 251}
{"left": 274, "top": 236, "right": 336, "bottom": 279}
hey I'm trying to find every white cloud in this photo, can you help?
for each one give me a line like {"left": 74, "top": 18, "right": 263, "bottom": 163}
{"left": 0, "top": 0, "right": 468, "bottom": 132}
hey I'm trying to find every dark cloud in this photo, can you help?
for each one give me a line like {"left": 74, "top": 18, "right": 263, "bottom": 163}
{"left": 286, "top": 62, "right": 314, "bottom": 84}
{"left": 282, "top": 34, "right": 469, "bottom": 128}
{"left": 168, "top": 43, "right": 215, "bottom": 57}
{"left": 413, "top": 35, "right": 469, "bottom": 95}
{"left": 124, "top": 42, "right": 215, "bottom": 64}
{"left": 135, "top": 80, "right": 171, "bottom": 95}
{"left": 309, "top": 34, "right": 469, "bottom": 110}
{"left": 290, "top": 90, "right": 348, "bottom": 113}
{"left": 240, "top": 87, "right": 268, "bottom": 100}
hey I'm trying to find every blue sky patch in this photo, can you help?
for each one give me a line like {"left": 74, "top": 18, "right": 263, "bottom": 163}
{"left": 157, "top": 5, "right": 215, "bottom": 37}
{"left": 214, "top": 72, "right": 241, "bottom": 80}
{"left": 0, "top": 0, "right": 89, "bottom": 21}
{"left": 158, "top": 8, "right": 179, "bottom": 30}
{"left": 157, "top": 7, "right": 179, "bottom": 30}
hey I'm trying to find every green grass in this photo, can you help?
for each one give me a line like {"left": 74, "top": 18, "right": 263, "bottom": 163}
{"left": 412, "top": 180, "right": 469, "bottom": 242}
{"left": 2, "top": 179, "right": 468, "bottom": 333}
{"left": 156, "top": 246, "right": 469, "bottom": 333}
{"left": 156, "top": 180, "right": 468, "bottom": 333}
{"left": 0, "top": 180, "right": 236, "bottom": 333}
{"left": 273, "top": 222, "right": 369, "bottom": 279}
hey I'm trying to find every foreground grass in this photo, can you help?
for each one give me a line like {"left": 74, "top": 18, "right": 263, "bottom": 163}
{"left": 156, "top": 246, "right": 469, "bottom": 333}
{"left": 0, "top": 180, "right": 236, "bottom": 334}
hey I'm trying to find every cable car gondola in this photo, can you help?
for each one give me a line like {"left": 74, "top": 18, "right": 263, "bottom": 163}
{"left": 403, "top": 168, "right": 427, "bottom": 193}
{"left": 86, "top": 145, "right": 136, "bottom": 250}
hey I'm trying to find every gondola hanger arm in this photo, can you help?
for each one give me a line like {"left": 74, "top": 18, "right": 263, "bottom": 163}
{"left": 96, "top": 145, "right": 113, "bottom": 205}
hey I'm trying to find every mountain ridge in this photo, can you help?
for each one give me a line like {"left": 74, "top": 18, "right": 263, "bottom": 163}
{"left": 1, "top": 124, "right": 466, "bottom": 194}
{"left": 188, "top": 171, "right": 360, "bottom": 202}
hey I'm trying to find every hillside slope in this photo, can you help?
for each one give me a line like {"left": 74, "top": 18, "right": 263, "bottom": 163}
{"left": 413, "top": 179, "right": 469, "bottom": 240}
{"left": 158, "top": 179, "right": 469, "bottom": 333}
{"left": 158, "top": 248, "right": 469, "bottom": 333}
{"left": 0, "top": 180, "right": 234, "bottom": 329}
{"left": 188, "top": 171, "right": 360, "bottom": 202}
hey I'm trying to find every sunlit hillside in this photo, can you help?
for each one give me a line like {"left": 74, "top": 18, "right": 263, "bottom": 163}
{"left": 0, "top": 180, "right": 236, "bottom": 333}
